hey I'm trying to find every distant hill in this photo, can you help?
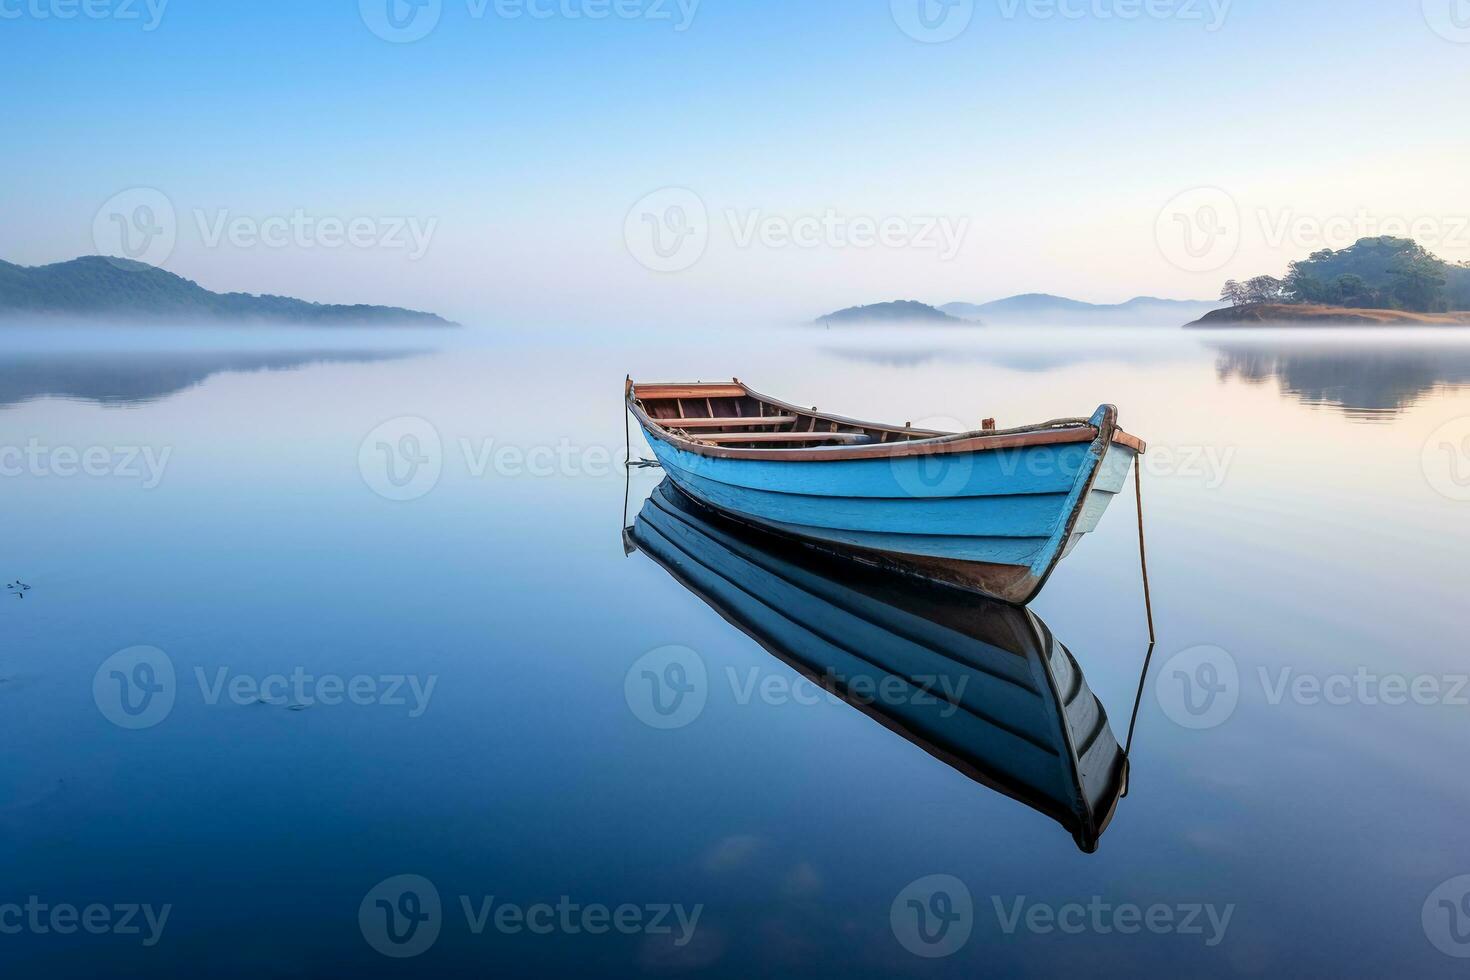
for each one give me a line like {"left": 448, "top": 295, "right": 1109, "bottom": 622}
{"left": 816, "top": 300, "right": 968, "bottom": 326}
{"left": 0, "top": 256, "right": 455, "bottom": 326}
{"left": 942, "top": 293, "right": 1223, "bottom": 326}
{"left": 1188, "top": 304, "right": 1470, "bottom": 327}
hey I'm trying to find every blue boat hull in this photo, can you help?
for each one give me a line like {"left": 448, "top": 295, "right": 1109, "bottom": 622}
{"left": 636, "top": 406, "right": 1137, "bottom": 604}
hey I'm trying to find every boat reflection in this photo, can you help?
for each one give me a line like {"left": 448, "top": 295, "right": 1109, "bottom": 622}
{"left": 627, "top": 478, "right": 1132, "bottom": 852}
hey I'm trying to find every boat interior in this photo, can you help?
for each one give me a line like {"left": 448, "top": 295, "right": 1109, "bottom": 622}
{"left": 629, "top": 380, "right": 976, "bottom": 450}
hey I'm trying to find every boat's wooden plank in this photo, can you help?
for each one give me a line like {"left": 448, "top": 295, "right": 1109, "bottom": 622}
{"left": 652, "top": 426, "right": 1099, "bottom": 461}
{"left": 694, "top": 432, "right": 870, "bottom": 445}
{"left": 1112, "top": 430, "right": 1147, "bottom": 454}
{"left": 629, "top": 383, "right": 1140, "bottom": 460}
{"left": 635, "top": 384, "right": 746, "bottom": 400}
{"left": 670, "top": 416, "right": 800, "bottom": 429}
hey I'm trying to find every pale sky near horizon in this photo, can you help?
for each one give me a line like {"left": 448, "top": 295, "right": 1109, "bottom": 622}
{"left": 4, "top": 0, "right": 1469, "bottom": 325}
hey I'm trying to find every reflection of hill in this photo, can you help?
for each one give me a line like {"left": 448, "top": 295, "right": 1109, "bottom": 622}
{"left": 1212, "top": 343, "right": 1470, "bottom": 418}
{"left": 944, "top": 293, "right": 1220, "bottom": 326}
{"left": 0, "top": 350, "right": 419, "bottom": 408}
{"left": 826, "top": 344, "right": 1189, "bottom": 372}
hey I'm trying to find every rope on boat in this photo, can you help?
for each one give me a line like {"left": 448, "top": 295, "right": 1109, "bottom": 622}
{"left": 621, "top": 450, "right": 633, "bottom": 543}
{"left": 1134, "top": 461, "right": 1155, "bottom": 644}
{"left": 1121, "top": 639, "right": 1157, "bottom": 798}
{"left": 1123, "top": 471, "right": 1161, "bottom": 783}
{"left": 902, "top": 416, "right": 1096, "bottom": 445}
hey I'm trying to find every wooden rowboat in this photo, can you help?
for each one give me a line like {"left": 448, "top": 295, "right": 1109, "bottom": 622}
{"left": 629, "top": 479, "right": 1129, "bottom": 851}
{"left": 625, "top": 379, "right": 1146, "bottom": 605}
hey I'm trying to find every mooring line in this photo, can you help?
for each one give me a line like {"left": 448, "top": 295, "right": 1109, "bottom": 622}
{"left": 1134, "top": 461, "right": 1155, "bottom": 644}
{"left": 1124, "top": 641, "right": 1157, "bottom": 759}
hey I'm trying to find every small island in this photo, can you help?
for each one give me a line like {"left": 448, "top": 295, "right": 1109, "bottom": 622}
{"left": 1188, "top": 237, "right": 1470, "bottom": 327}
{"left": 0, "top": 256, "right": 456, "bottom": 326}
{"left": 816, "top": 300, "right": 969, "bottom": 326}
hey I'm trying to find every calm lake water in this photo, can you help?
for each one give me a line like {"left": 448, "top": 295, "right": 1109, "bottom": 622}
{"left": 3, "top": 325, "right": 1470, "bottom": 977}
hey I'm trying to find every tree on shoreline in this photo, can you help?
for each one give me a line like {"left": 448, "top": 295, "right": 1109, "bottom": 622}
{"left": 1220, "top": 276, "right": 1287, "bottom": 306}
{"left": 1389, "top": 253, "right": 1449, "bottom": 312}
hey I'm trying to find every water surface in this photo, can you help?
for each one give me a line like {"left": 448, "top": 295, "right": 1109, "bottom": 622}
{"left": 3, "top": 325, "right": 1469, "bottom": 977}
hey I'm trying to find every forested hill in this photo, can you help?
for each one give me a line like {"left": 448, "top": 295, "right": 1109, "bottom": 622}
{"left": 0, "top": 256, "right": 455, "bottom": 326}
{"left": 1220, "top": 237, "right": 1470, "bottom": 313}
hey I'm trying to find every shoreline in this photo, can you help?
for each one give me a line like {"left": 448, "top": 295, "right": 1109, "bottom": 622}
{"left": 1187, "top": 304, "right": 1470, "bottom": 328}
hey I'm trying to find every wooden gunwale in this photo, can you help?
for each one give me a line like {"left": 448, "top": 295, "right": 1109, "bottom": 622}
{"left": 627, "top": 379, "right": 1146, "bottom": 461}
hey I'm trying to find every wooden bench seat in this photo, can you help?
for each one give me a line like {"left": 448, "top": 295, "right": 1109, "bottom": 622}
{"left": 692, "top": 432, "right": 872, "bottom": 445}
{"left": 634, "top": 384, "right": 746, "bottom": 400}
{"left": 672, "top": 416, "right": 799, "bottom": 429}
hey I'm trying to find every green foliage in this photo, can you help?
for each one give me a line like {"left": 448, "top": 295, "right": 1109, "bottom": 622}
{"left": 1220, "top": 277, "right": 1289, "bottom": 306}
{"left": 1245, "top": 276, "right": 1288, "bottom": 304}
{"left": 1334, "top": 274, "right": 1372, "bottom": 306}
{"left": 1450, "top": 262, "right": 1470, "bottom": 310}
{"left": 1389, "top": 253, "right": 1449, "bottom": 312}
{"left": 1226, "top": 237, "right": 1470, "bottom": 313}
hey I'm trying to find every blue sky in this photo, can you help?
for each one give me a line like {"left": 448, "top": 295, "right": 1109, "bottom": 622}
{"left": 3, "top": 0, "right": 1469, "bottom": 324}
